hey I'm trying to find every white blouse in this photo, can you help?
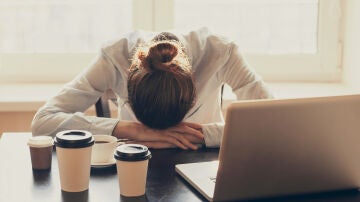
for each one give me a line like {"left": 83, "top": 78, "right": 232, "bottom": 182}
{"left": 31, "top": 27, "right": 273, "bottom": 148}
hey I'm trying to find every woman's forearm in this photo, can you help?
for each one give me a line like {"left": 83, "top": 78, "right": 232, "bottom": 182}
{"left": 112, "top": 121, "right": 204, "bottom": 149}
{"left": 112, "top": 121, "right": 142, "bottom": 140}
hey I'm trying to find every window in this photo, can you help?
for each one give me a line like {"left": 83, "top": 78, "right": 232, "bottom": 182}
{"left": 0, "top": 1, "right": 132, "bottom": 52}
{"left": 0, "top": 0, "right": 342, "bottom": 83}
{"left": 0, "top": 0, "right": 132, "bottom": 83}
{"left": 171, "top": 0, "right": 342, "bottom": 82}
{"left": 175, "top": 0, "right": 318, "bottom": 55}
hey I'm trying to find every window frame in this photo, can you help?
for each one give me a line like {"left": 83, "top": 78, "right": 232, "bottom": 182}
{"left": 0, "top": 0, "right": 342, "bottom": 83}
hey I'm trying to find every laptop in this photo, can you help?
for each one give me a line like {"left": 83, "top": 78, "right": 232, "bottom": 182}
{"left": 176, "top": 94, "right": 360, "bottom": 201}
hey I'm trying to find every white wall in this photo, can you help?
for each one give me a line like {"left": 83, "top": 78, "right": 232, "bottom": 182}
{"left": 342, "top": 0, "right": 360, "bottom": 89}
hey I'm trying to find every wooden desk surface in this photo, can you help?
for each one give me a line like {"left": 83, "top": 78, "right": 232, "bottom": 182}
{"left": 1, "top": 133, "right": 360, "bottom": 202}
{"left": 0, "top": 133, "right": 218, "bottom": 202}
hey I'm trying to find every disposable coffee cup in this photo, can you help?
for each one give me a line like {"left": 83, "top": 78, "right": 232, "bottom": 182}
{"left": 27, "top": 136, "right": 54, "bottom": 170}
{"left": 114, "top": 144, "right": 152, "bottom": 197}
{"left": 54, "top": 130, "right": 94, "bottom": 192}
{"left": 91, "top": 135, "right": 122, "bottom": 165}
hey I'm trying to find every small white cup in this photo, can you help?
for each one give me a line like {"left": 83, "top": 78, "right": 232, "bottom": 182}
{"left": 114, "top": 144, "right": 152, "bottom": 197}
{"left": 91, "top": 135, "right": 121, "bottom": 164}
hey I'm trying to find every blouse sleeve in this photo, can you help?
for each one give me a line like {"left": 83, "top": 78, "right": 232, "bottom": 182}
{"left": 217, "top": 43, "right": 273, "bottom": 100}
{"left": 31, "top": 49, "right": 122, "bottom": 137}
{"left": 202, "top": 42, "right": 274, "bottom": 147}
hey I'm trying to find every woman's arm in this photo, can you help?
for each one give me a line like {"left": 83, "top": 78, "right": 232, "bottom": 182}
{"left": 31, "top": 50, "right": 120, "bottom": 137}
{"left": 112, "top": 121, "right": 204, "bottom": 150}
{"left": 218, "top": 43, "right": 274, "bottom": 100}
{"left": 198, "top": 42, "right": 274, "bottom": 148}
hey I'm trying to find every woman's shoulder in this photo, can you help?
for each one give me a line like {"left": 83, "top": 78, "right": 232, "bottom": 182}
{"left": 176, "top": 28, "right": 236, "bottom": 71}
{"left": 180, "top": 27, "right": 235, "bottom": 48}
{"left": 101, "top": 30, "right": 154, "bottom": 55}
{"left": 178, "top": 27, "right": 236, "bottom": 63}
{"left": 99, "top": 30, "right": 156, "bottom": 71}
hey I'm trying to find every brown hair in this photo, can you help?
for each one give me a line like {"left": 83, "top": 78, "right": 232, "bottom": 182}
{"left": 127, "top": 37, "right": 196, "bottom": 129}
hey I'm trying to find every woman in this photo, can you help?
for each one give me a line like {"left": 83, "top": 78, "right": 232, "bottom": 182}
{"left": 31, "top": 27, "right": 273, "bottom": 149}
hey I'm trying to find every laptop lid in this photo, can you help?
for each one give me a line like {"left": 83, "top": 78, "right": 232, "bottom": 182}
{"left": 214, "top": 94, "right": 360, "bottom": 201}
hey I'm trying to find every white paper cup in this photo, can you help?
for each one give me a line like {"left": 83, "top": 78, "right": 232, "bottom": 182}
{"left": 114, "top": 144, "right": 152, "bottom": 197}
{"left": 54, "top": 130, "right": 94, "bottom": 192}
{"left": 91, "top": 135, "right": 119, "bottom": 164}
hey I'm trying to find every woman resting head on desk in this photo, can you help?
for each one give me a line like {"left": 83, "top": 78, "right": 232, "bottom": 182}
{"left": 31, "top": 28, "right": 273, "bottom": 150}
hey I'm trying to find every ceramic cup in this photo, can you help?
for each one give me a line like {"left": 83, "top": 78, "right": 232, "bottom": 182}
{"left": 91, "top": 135, "right": 121, "bottom": 165}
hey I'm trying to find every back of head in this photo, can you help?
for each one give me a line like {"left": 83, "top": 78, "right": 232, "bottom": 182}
{"left": 127, "top": 37, "right": 196, "bottom": 129}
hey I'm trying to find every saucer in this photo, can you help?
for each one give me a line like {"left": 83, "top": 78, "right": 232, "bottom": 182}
{"left": 91, "top": 159, "right": 116, "bottom": 168}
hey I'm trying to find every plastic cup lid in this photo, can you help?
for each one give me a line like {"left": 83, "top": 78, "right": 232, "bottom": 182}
{"left": 114, "top": 144, "right": 152, "bottom": 161}
{"left": 28, "top": 136, "right": 54, "bottom": 148}
{"left": 54, "top": 130, "right": 94, "bottom": 148}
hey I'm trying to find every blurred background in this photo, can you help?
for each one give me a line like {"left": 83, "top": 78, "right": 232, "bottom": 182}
{"left": 0, "top": 0, "right": 359, "bottom": 134}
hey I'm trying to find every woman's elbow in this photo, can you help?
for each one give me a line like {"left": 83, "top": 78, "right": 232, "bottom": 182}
{"left": 31, "top": 109, "right": 54, "bottom": 137}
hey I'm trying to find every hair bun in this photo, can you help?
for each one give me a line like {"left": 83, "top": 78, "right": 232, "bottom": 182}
{"left": 147, "top": 42, "right": 178, "bottom": 67}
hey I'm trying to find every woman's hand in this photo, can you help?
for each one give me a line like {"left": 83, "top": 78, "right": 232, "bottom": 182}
{"left": 112, "top": 121, "right": 204, "bottom": 150}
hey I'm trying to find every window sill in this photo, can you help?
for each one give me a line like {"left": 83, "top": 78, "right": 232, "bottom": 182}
{"left": 220, "top": 82, "right": 359, "bottom": 116}
{"left": 223, "top": 82, "right": 359, "bottom": 100}
{"left": 0, "top": 83, "right": 63, "bottom": 112}
{"left": 1, "top": 82, "right": 359, "bottom": 112}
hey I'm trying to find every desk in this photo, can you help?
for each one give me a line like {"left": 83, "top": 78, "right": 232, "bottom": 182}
{"left": 1, "top": 133, "right": 360, "bottom": 202}
{"left": 0, "top": 133, "right": 218, "bottom": 202}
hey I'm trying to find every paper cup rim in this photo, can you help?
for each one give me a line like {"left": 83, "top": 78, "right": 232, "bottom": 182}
{"left": 28, "top": 136, "right": 54, "bottom": 148}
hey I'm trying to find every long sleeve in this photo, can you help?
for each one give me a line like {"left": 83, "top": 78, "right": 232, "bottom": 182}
{"left": 218, "top": 43, "right": 273, "bottom": 100}
{"left": 31, "top": 50, "right": 122, "bottom": 137}
{"left": 202, "top": 123, "right": 225, "bottom": 147}
{"left": 202, "top": 43, "right": 273, "bottom": 147}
